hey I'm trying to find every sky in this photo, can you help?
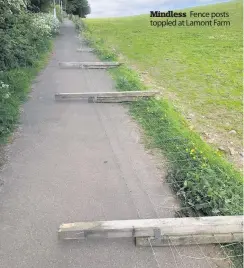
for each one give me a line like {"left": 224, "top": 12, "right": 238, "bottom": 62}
{"left": 86, "top": 0, "right": 231, "bottom": 18}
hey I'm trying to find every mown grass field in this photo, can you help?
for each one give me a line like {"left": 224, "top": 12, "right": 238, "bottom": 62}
{"left": 84, "top": 0, "right": 243, "bottom": 170}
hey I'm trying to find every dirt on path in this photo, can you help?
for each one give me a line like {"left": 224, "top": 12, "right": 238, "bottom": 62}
{"left": 0, "top": 20, "right": 229, "bottom": 268}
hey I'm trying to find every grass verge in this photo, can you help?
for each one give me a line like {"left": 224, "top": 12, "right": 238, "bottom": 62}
{"left": 74, "top": 16, "right": 243, "bottom": 266}
{"left": 0, "top": 40, "right": 53, "bottom": 144}
{"left": 80, "top": 20, "right": 243, "bottom": 217}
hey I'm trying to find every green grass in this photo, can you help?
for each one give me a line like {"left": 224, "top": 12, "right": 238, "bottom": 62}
{"left": 78, "top": 0, "right": 244, "bottom": 217}
{"left": 0, "top": 40, "right": 53, "bottom": 143}
{"left": 78, "top": 1, "right": 243, "bottom": 216}
{"left": 83, "top": 0, "right": 243, "bottom": 169}
{"left": 73, "top": 2, "right": 243, "bottom": 265}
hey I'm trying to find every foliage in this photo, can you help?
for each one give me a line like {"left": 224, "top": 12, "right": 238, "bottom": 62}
{"left": 55, "top": 4, "right": 63, "bottom": 22}
{"left": 0, "top": 2, "right": 59, "bottom": 142}
{"left": 0, "top": 79, "right": 19, "bottom": 139}
{"left": 0, "top": 47, "right": 52, "bottom": 142}
{"left": 0, "top": 0, "right": 27, "bottom": 14}
{"left": 32, "top": 12, "right": 60, "bottom": 35}
{"left": 71, "top": 14, "right": 84, "bottom": 30}
{"left": 26, "top": 0, "right": 91, "bottom": 18}
{"left": 27, "top": 0, "right": 52, "bottom": 12}
{"left": 66, "top": 0, "right": 90, "bottom": 18}
{"left": 0, "top": 0, "right": 26, "bottom": 29}
{"left": 0, "top": 11, "right": 59, "bottom": 71}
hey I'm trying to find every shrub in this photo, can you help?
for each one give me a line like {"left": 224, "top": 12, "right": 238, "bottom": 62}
{"left": 0, "top": 79, "right": 19, "bottom": 140}
{"left": 0, "top": 9, "right": 59, "bottom": 141}
{"left": 32, "top": 12, "right": 60, "bottom": 36}
{"left": 0, "top": 11, "right": 60, "bottom": 71}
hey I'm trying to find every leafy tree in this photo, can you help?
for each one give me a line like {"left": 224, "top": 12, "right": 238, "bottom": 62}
{"left": 66, "top": 0, "right": 90, "bottom": 18}
{"left": 26, "top": 0, "right": 91, "bottom": 17}
{"left": 26, "top": 0, "right": 52, "bottom": 12}
{"left": 0, "top": 0, "right": 27, "bottom": 30}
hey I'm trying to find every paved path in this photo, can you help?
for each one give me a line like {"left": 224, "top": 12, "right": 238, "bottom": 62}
{"left": 0, "top": 20, "right": 226, "bottom": 268}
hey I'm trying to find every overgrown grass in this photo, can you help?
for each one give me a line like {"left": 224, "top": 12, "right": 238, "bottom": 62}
{"left": 0, "top": 40, "right": 53, "bottom": 143}
{"left": 73, "top": 3, "right": 243, "bottom": 264}
{"left": 82, "top": 0, "right": 243, "bottom": 169}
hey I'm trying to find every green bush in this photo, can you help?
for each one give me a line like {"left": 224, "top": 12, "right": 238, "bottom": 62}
{"left": 0, "top": 12, "right": 59, "bottom": 71}
{"left": 0, "top": 9, "right": 59, "bottom": 142}
{"left": 71, "top": 15, "right": 84, "bottom": 31}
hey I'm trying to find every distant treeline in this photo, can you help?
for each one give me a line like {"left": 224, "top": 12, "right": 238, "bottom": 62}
{"left": 27, "top": 0, "right": 91, "bottom": 18}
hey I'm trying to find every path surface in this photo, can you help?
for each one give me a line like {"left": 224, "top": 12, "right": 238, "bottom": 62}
{"left": 0, "top": 20, "right": 225, "bottom": 268}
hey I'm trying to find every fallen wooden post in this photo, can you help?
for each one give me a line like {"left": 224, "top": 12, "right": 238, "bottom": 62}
{"left": 58, "top": 216, "right": 243, "bottom": 247}
{"left": 88, "top": 96, "right": 153, "bottom": 103}
{"left": 76, "top": 48, "right": 95, "bottom": 52}
{"left": 54, "top": 91, "right": 160, "bottom": 102}
{"left": 59, "top": 62, "right": 121, "bottom": 69}
{"left": 136, "top": 233, "right": 244, "bottom": 247}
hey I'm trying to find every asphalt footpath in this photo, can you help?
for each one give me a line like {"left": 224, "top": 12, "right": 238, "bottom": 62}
{"left": 0, "top": 20, "right": 227, "bottom": 268}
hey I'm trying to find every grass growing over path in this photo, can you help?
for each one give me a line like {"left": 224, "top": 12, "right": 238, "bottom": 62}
{"left": 83, "top": 0, "right": 243, "bottom": 169}
{"left": 0, "top": 41, "right": 53, "bottom": 144}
